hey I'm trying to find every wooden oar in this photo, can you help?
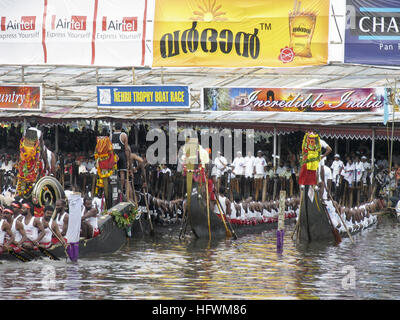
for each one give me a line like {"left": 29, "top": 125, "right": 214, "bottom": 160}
{"left": 129, "top": 171, "right": 144, "bottom": 236}
{"left": 26, "top": 234, "right": 59, "bottom": 261}
{"left": 291, "top": 187, "right": 303, "bottom": 240}
{"left": 180, "top": 161, "right": 194, "bottom": 240}
{"left": 18, "top": 246, "right": 37, "bottom": 260}
{"left": 143, "top": 186, "right": 154, "bottom": 237}
{"left": 320, "top": 197, "right": 342, "bottom": 245}
{"left": 327, "top": 191, "right": 354, "bottom": 244}
{"left": 215, "top": 197, "right": 234, "bottom": 239}
{"left": 38, "top": 246, "right": 60, "bottom": 260}
{"left": 204, "top": 176, "right": 212, "bottom": 241}
{"left": 7, "top": 248, "right": 31, "bottom": 262}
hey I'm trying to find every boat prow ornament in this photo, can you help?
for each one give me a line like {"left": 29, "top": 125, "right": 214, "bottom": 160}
{"left": 31, "top": 176, "right": 65, "bottom": 207}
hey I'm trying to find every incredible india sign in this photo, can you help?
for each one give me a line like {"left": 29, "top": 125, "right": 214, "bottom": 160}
{"left": 153, "top": 0, "right": 330, "bottom": 67}
{"left": 203, "top": 87, "right": 386, "bottom": 112}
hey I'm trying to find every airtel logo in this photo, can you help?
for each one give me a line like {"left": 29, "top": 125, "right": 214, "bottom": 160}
{"left": 1, "top": 16, "right": 36, "bottom": 31}
{"left": 51, "top": 15, "right": 87, "bottom": 31}
{"left": 102, "top": 17, "right": 137, "bottom": 32}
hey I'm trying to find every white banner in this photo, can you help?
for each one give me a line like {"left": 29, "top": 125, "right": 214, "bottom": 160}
{"left": 0, "top": 0, "right": 153, "bottom": 67}
{"left": 95, "top": 0, "right": 151, "bottom": 67}
{"left": 0, "top": 0, "right": 44, "bottom": 64}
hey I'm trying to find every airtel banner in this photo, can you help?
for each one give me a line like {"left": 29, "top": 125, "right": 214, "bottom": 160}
{"left": 0, "top": 0, "right": 151, "bottom": 66}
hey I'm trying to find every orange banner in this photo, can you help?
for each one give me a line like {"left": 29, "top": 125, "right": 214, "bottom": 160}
{"left": 153, "top": 0, "right": 330, "bottom": 67}
{"left": 0, "top": 86, "right": 41, "bottom": 110}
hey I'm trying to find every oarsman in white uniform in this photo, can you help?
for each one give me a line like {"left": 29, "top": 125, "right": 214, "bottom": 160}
{"left": 254, "top": 151, "right": 267, "bottom": 202}
{"left": 10, "top": 200, "right": 23, "bottom": 222}
{"left": 0, "top": 210, "right": 15, "bottom": 254}
{"left": 20, "top": 202, "right": 45, "bottom": 250}
{"left": 2, "top": 207, "right": 27, "bottom": 250}
{"left": 230, "top": 193, "right": 242, "bottom": 221}
{"left": 81, "top": 196, "right": 100, "bottom": 239}
{"left": 243, "top": 151, "right": 255, "bottom": 199}
{"left": 40, "top": 205, "right": 67, "bottom": 249}
{"left": 231, "top": 151, "right": 245, "bottom": 197}
{"left": 330, "top": 154, "right": 344, "bottom": 201}
{"left": 214, "top": 188, "right": 231, "bottom": 217}
{"left": 55, "top": 199, "right": 69, "bottom": 237}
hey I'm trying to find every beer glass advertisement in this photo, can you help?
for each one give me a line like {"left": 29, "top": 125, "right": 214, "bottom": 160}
{"left": 203, "top": 87, "right": 386, "bottom": 112}
{"left": 0, "top": 86, "right": 42, "bottom": 111}
{"left": 153, "top": 0, "right": 330, "bottom": 67}
{"left": 345, "top": 0, "right": 400, "bottom": 66}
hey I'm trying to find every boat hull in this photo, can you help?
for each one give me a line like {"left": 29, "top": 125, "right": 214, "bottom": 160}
{"left": 1, "top": 202, "right": 131, "bottom": 262}
{"left": 188, "top": 189, "right": 295, "bottom": 239}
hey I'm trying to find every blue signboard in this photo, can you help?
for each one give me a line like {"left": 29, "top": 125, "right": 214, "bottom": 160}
{"left": 97, "top": 85, "right": 190, "bottom": 109}
{"left": 345, "top": 0, "right": 400, "bottom": 66}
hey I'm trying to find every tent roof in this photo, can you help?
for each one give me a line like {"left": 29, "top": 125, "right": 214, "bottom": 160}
{"left": 0, "top": 63, "right": 400, "bottom": 127}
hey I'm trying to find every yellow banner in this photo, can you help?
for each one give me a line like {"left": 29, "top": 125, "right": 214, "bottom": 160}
{"left": 153, "top": 0, "right": 330, "bottom": 67}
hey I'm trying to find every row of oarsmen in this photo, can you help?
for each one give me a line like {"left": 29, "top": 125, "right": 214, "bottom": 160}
{"left": 0, "top": 196, "right": 100, "bottom": 254}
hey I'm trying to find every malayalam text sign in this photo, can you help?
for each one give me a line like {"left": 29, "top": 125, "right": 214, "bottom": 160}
{"left": 153, "top": 0, "right": 330, "bottom": 67}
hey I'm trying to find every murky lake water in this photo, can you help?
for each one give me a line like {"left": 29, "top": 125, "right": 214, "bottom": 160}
{"left": 1, "top": 215, "right": 400, "bottom": 300}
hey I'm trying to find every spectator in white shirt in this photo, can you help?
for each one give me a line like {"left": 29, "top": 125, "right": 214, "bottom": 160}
{"left": 254, "top": 150, "right": 266, "bottom": 201}
{"left": 231, "top": 151, "right": 245, "bottom": 198}
{"left": 243, "top": 151, "right": 255, "bottom": 199}
{"left": 331, "top": 154, "right": 344, "bottom": 201}
{"left": 214, "top": 151, "right": 228, "bottom": 191}
{"left": 361, "top": 155, "right": 371, "bottom": 202}
{"left": 0, "top": 156, "right": 13, "bottom": 172}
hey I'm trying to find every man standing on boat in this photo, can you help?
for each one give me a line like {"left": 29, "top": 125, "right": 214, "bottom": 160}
{"left": 299, "top": 131, "right": 331, "bottom": 187}
{"left": 111, "top": 122, "right": 131, "bottom": 197}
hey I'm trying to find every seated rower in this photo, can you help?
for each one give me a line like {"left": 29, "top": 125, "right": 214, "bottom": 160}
{"left": 11, "top": 200, "right": 23, "bottom": 221}
{"left": 2, "top": 206, "right": 28, "bottom": 250}
{"left": 21, "top": 201, "right": 45, "bottom": 250}
{"left": 81, "top": 196, "right": 100, "bottom": 239}
{"left": 0, "top": 208, "right": 16, "bottom": 254}
{"left": 55, "top": 199, "right": 69, "bottom": 237}
{"left": 214, "top": 187, "right": 231, "bottom": 217}
{"left": 40, "top": 205, "right": 67, "bottom": 249}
